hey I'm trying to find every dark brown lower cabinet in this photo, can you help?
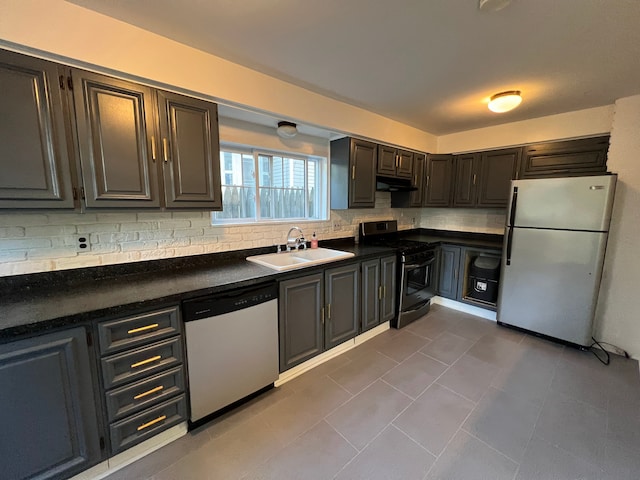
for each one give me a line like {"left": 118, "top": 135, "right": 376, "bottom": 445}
{"left": 324, "top": 264, "right": 360, "bottom": 349}
{"left": 0, "top": 327, "right": 103, "bottom": 480}
{"left": 357, "top": 256, "right": 397, "bottom": 333}
{"left": 438, "top": 245, "right": 461, "bottom": 299}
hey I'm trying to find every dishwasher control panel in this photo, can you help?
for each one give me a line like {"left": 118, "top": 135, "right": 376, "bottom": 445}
{"left": 182, "top": 283, "right": 278, "bottom": 321}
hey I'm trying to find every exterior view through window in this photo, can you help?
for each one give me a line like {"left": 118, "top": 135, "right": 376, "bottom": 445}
{"left": 212, "top": 148, "right": 327, "bottom": 223}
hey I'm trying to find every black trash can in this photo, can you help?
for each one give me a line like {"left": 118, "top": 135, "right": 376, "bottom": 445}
{"left": 468, "top": 255, "right": 500, "bottom": 303}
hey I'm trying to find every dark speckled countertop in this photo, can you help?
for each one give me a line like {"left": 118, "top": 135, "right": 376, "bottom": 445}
{"left": 0, "top": 230, "right": 502, "bottom": 339}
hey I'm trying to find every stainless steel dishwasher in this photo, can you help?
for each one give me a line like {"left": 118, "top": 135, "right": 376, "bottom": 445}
{"left": 182, "top": 282, "right": 279, "bottom": 428}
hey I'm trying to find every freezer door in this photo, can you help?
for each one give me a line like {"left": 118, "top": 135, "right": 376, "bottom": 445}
{"left": 507, "top": 175, "right": 616, "bottom": 231}
{"left": 497, "top": 227, "right": 608, "bottom": 346}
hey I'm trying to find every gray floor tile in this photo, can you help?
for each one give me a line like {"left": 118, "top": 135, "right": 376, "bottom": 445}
{"left": 393, "top": 383, "right": 474, "bottom": 455}
{"left": 244, "top": 421, "right": 357, "bottom": 480}
{"left": 152, "top": 443, "right": 217, "bottom": 480}
{"left": 437, "top": 353, "right": 499, "bottom": 402}
{"left": 606, "top": 394, "right": 640, "bottom": 452}
{"left": 374, "top": 330, "right": 429, "bottom": 362}
{"left": 602, "top": 438, "right": 640, "bottom": 480}
{"left": 329, "top": 348, "right": 398, "bottom": 394}
{"left": 326, "top": 379, "right": 411, "bottom": 450}
{"left": 463, "top": 387, "right": 541, "bottom": 462}
{"left": 550, "top": 356, "right": 610, "bottom": 409}
{"left": 516, "top": 436, "right": 604, "bottom": 480}
{"left": 382, "top": 352, "right": 447, "bottom": 398}
{"left": 335, "top": 425, "right": 435, "bottom": 480}
{"left": 466, "top": 332, "right": 522, "bottom": 367}
{"left": 420, "top": 331, "right": 473, "bottom": 365}
{"left": 425, "top": 430, "right": 518, "bottom": 480}
{"left": 405, "top": 312, "right": 457, "bottom": 340}
{"left": 284, "top": 354, "right": 352, "bottom": 392}
{"left": 534, "top": 390, "right": 607, "bottom": 466}
{"left": 449, "top": 314, "right": 496, "bottom": 341}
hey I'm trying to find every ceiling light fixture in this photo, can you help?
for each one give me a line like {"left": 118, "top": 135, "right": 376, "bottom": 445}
{"left": 488, "top": 90, "right": 522, "bottom": 113}
{"left": 478, "top": 0, "right": 512, "bottom": 12}
{"left": 276, "top": 121, "right": 298, "bottom": 138}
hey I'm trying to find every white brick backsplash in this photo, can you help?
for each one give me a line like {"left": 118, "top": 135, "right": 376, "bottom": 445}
{"left": 139, "top": 249, "right": 175, "bottom": 260}
{"left": 0, "top": 250, "right": 27, "bottom": 262}
{"left": 53, "top": 256, "right": 102, "bottom": 270}
{"left": 157, "top": 238, "right": 190, "bottom": 248}
{"left": 173, "top": 228, "right": 203, "bottom": 238}
{"left": 0, "top": 227, "right": 25, "bottom": 238}
{"left": 137, "top": 212, "right": 173, "bottom": 221}
{"left": 138, "top": 230, "right": 173, "bottom": 241}
{"left": 121, "top": 241, "right": 159, "bottom": 252}
{"left": 174, "top": 245, "right": 205, "bottom": 256}
{"left": 77, "top": 223, "right": 120, "bottom": 234}
{"left": 93, "top": 232, "right": 139, "bottom": 243}
{"left": 0, "top": 260, "right": 52, "bottom": 276}
{"left": 157, "top": 220, "right": 192, "bottom": 229}
{"left": 97, "top": 213, "right": 138, "bottom": 223}
{"left": 47, "top": 213, "right": 98, "bottom": 225}
{"left": 190, "top": 237, "right": 219, "bottom": 245}
{"left": 172, "top": 211, "right": 204, "bottom": 219}
{"left": 120, "top": 222, "right": 159, "bottom": 232}
{"left": 25, "top": 225, "right": 77, "bottom": 236}
{"left": 85, "top": 243, "right": 120, "bottom": 254}
{"left": 0, "top": 214, "right": 48, "bottom": 227}
{"left": 28, "top": 246, "right": 78, "bottom": 259}
{"left": 99, "top": 252, "right": 141, "bottom": 265}
{"left": 0, "top": 238, "right": 52, "bottom": 249}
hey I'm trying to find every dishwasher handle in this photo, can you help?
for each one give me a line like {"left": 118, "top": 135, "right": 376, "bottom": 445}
{"left": 183, "top": 282, "right": 278, "bottom": 321}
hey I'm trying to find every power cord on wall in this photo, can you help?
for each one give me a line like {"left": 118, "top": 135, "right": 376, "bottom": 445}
{"left": 589, "top": 336, "right": 630, "bottom": 365}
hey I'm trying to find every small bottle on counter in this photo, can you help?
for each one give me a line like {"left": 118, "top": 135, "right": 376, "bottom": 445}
{"left": 311, "top": 232, "right": 318, "bottom": 249}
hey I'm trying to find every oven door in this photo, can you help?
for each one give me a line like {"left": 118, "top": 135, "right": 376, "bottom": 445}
{"left": 401, "top": 251, "right": 437, "bottom": 311}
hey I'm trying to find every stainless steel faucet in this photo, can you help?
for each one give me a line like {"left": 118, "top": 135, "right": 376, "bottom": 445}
{"left": 286, "top": 226, "right": 306, "bottom": 251}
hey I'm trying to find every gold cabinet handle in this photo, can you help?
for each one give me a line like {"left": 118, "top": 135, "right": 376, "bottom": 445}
{"left": 426, "top": 175, "right": 430, "bottom": 189}
{"left": 151, "top": 136, "right": 157, "bottom": 162}
{"left": 134, "top": 385, "right": 164, "bottom": 400}
{"left": 321, "top": 307, "right": 325, "bottom": 325}
{"left": 378, "top": 285, "right": 383, "bottom": 300}
{"left": 137, "top": 415, "right": 166, "bottom": 432}
{"left": 127, "top": 323, "right": 159, "bottom": 335}
{"left": 383, "top": 285, "right": 387, "bottom": 297}
{"left": 395, "top": 154, "right": 399, "bottom": 168}
{"left": 327, "top": 303, "right": 331, "bottom": 320}
{"left": 131, "top": 355, "right": 161, "bottom": 369}
{"left": 352, "top": 165, "right": 356, "bottom": 180}
{"left": 162, "top": 138, "right": 169, "bottom": 163}
{"left": 473, "top": 174, "right": 477, "bottom": 185}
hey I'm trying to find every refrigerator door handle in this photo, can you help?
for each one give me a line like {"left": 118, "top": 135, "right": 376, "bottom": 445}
{"left": 508, "top": 186, "right": 518, "bottom": 227}
{"left": 506, "top": 226, "right": 514, "bottom": 266}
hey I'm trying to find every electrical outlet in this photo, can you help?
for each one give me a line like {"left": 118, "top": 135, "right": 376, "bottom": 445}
{"left": 333, "top": 221, "right": 342, "bottom": 231}
{"left": 411, "top": 217, "right": 416, "bottom": 225}
{"left": 76, "top": 235, "right": 90, "bottom": 252}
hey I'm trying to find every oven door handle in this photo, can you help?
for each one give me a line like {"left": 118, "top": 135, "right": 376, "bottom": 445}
{"left": 404, "top": 257, "right": 436, "bottom": 270}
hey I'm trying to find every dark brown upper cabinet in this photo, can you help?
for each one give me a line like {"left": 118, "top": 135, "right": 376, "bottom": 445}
{"left": 330, "top": 137, "right": 377, "bottom": 209}
{"left": 157, "top": 91, "right": 222, "bottom": 209}
{"left": 424, "top": 154, "right": 454, "bottom": 207}
{"left": 73, "top": 70, "right": 160, "bottom": 209}
{"left": 409, "top": 153, "right": 426, "bottom": 207}
{"left": 377, "top": 145, "right": 413, "bottom": 179}
{"left": 72, "top": 70, "right": 222, "bottom": 210}
{"left": 0, "top": 50, "right": 76, "bottom": 209}
{"left": 453, "top": 148, "right": 521, "bottom": 208}
{"left": 520, "top": 136, "right": 609, "bottom": 178}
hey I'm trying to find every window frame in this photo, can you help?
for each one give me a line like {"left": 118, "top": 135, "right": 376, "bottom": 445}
{"left": 212, "top": 145, "right": 328, "bottom": 225}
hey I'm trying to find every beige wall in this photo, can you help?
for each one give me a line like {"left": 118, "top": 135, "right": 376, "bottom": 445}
{"left": 594, "top": 94, "right": 640, "bottom": 358}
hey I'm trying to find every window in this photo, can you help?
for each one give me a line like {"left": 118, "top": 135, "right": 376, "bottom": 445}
{"left": 213, "top": 147, "right": 327, "bottom": 223}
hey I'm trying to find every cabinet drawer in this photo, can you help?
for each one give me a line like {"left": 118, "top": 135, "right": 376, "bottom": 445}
{"left": 102, "top": 336, "right": 183, "bottom": 390}
{"left": 98, "top": 306, "right": 180, "bottom": 355}
{"left": 109, "top": 394, "right": 186, "bottom": 455}
{"left": 105, "top": 366, "right": 185, "bottom": 422}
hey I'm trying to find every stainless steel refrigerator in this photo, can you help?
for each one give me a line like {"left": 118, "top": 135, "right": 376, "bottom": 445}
{"left": 497, "top": 174, "right": 617, "bottom": 347}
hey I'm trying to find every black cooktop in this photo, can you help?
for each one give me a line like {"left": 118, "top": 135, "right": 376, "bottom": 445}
{"left": 359, "top": 220, "right": 436, "bottom": 255}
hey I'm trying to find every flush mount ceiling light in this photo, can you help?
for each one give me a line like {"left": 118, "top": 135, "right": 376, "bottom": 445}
{"left": 478, "top": 0, "right": 512, "bottom": 12}
{"left": 276, "top": 121, "right": 298, "bottom": 138}
{"left": 488, "top": 90, "right": 522, "bottom": 113}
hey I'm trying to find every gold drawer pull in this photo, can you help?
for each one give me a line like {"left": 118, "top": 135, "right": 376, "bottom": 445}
{"left": 127, "top": 323, "right": 159, "bottom": 335}
{"left": 134, "top": 385, "right": 164, "bottom": 400}
{"left": 137, "top": 415, "right": 166, "bottom": 432}
{"left": 131, "top": 355, "right": 161, "bottom": 369}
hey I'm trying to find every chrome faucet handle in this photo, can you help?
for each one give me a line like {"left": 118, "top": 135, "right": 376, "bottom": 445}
{"left": 286, "top": 226, "right": 304, "bottom": 250}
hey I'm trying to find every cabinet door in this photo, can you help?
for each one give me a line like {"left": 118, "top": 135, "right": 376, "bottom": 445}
{"left": 0, "top": 50, "right": 75, "bottom": 209}
{"left": 520, "top": 136, "right": 609, "bottom": 178}
{"left": 72, "top": 70, "right": 160, "bottom": 208}
{"left": 397, "top": 150, "right": 414, "bottom": 178}
{"left": 409, "top": 153, "right": 425, "bottom": 207}
{"left": 424, "top": 154, "right": 453, "bottom": 207}
{"left": 476, "top": 148, "right": 521, "bottom": 207}
{"left": 452, "top": 154, "right": 478, "bottom": 207}
{"left": 377, "top": 144, "right": 397, "bottom": 177}
{"left": 279, "top": 273, "right": 324, "bottom": 371}
{"left": 349, "top": 138, "right": 377, "bottom": 208}
{"left": 0, "top": 327, "right": 102, "bottom": 480}
{"left": 157, "top": 91, "right": 222, "bottom": 210}
{"left": 325, "top": 264, "right": 359, "bottom": 349}
{"left": 438, "top": 245, "right": 461, "bottom": 299}
{"left": 380, "top": 256, "right": 397, "bottom": 323}
{"left": 361, "top": 259, "right": 381, "bottom": 332}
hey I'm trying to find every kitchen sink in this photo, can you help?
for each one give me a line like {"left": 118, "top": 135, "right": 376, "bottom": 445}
{"left": 246, "top": 248, "right": 355, "bottom": 271}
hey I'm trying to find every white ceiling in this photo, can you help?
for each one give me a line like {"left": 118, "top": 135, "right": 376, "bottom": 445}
{"left": 69, "top": 0, "right": 640, "bottom": 135}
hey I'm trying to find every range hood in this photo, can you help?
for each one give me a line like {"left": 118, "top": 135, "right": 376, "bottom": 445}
{"left": 375, "top": 175, "right": 417, "bottom": 192}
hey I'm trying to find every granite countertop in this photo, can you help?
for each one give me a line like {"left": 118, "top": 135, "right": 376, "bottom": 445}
{"left": 0, "top": 230, "right": 502, "bottom": 338}
{"left": 0, "top": 240, "right": 394, "bottom": 338}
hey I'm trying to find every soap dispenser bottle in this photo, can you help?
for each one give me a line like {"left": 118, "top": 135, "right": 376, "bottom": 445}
{"left": 311, "top": 232, "right": 318, "bottom": 249}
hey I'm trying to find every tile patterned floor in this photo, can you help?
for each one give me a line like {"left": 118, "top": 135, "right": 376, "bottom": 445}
{"left": 104, "top": 305, "right": 640, "bottom": 480}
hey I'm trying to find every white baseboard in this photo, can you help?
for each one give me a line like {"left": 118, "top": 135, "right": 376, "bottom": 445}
{"left": 275, "top": 322, "right": 390, "bottom": 387}
{"left": 432, "top": 296, "right": 497, "bottom": 321}
{"left": 72, "top": 423, "right": 188, "bottom": 480}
